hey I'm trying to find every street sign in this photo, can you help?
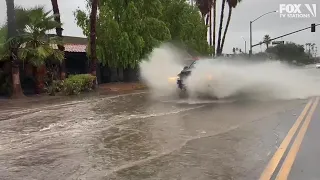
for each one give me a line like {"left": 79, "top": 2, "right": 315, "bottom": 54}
{"left": 272, "top": 41, "right": 284, "bottom": 45}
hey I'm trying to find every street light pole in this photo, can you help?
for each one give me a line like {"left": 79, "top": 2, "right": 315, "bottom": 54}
{"left": 249, "top": 22, "right": 252, "bottom": 55}
{"left": 241, "top": 36, "right": 247, "bottom": 54}
{"left": 249, "top": 10, "right": 277, "bottom": 57}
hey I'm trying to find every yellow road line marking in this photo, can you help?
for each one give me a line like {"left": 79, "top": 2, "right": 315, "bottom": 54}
{"left": 259, "top": 98, "right": 314, "bottom": 180}
{"left": 276, "top": 97, "right": 319, "bottom": 180}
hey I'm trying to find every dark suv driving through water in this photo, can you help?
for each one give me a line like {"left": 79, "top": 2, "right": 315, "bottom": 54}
{"left": 174, "top": 57, "right": 216, "bottom": 99}
{"left": 176, "top": 60, "right": 197, "bottom": 97}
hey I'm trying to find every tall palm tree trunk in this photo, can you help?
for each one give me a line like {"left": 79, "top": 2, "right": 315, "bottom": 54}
{"left": 5, "top": 0, "right": 24, "bottom": 98}
{"left": 209, "top": 9, "right": 212, "bottom": 48}
{"left": 216, "top": 0, "right": 226, "bottom": 56}
{"left": 90, "top": 0, "right": 98, "bottom": 87}
{"left": 51, "top": 0, "right": 66, "bottom": 80}
{"left": 220, "top": 6, "right": 232, "bottom": 54}
{"left": 213, "top": 0, "right": 217, "bottom": 56}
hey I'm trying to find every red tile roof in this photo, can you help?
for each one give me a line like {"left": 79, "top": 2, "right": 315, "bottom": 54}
{"left": 64, "top": 44, "right": 87, "bottom": 53}
{"left": 20, "top": 43, "right": 87, "bottom": 53}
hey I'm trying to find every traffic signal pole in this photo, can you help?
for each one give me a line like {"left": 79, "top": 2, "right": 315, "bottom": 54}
{"left": 251, "top": 23, "right": 319, "bottom": 49}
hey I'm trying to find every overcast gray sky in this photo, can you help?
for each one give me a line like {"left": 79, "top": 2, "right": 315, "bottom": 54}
{"left": 0, "top": 0, "right": 319, "bottom": 55}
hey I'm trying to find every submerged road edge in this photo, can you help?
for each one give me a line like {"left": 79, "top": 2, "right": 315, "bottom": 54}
{"left": 275, "top": 97, "right": 319, "bottom": 180}
{"left": 259, "top": 98, "right": 314, "bottom": 180}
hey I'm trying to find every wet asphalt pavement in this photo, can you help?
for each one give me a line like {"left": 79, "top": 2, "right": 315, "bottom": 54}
{"left": 0, "top": 92, "right": 319, "bottom": 180}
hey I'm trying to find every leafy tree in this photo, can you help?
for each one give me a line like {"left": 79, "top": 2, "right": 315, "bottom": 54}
{"left": 0, "top": 26, "right": 8, "bottom": 59}
{"left": 160, "top": 0, "right": 211, "bottom": 54}
{"left": 75, "top": 0, "right": 171, "bottom": 69}
{"left": 266, "top": 42, "right": 314, "bottom": 65}
{"left": 75, "top": 0, "right": 211, "bottom": 72}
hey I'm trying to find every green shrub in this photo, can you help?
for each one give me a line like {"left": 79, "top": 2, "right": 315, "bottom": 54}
{"left": 63, "top": 74, "right": 96, "bottom": 95}
{"left": 45, "top": 80, "right": 64, "bottom": 96}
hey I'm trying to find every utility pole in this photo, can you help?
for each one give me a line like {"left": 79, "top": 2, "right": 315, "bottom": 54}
{"left": 249, "top": 21, "right": 252, "bottom": 56}
{"left": 249, "top": 10, "right": 278, "bottom": 57}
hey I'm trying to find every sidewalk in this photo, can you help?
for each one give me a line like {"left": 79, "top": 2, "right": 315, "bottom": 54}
{"left": 97, "top": 82, "right": 147, "bottom": 95}
{"left": 0, "top": 82, "right": 147, "bottom": 110}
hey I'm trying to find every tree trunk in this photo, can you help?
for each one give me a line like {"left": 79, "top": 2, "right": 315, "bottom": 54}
{"left": 90, "top": 0, "right": 98, "bottom": 87}
{"left": 34, "top": 65, "right": 46, "bottom": 94}
{"left": 213, "top": 0, "right": 216, "bottom": 56}
{"left": 216, "top": 0, "right": 226, "bottom": 56}
{"left": 205, "top": 14, "right": 209, "bottom": 26}
{"left": 6, "top": 0, "right": 24, "bottom": 98}
{"left": 209, "top": 9, "right": 212, "bottom": 48}
{"left": 51, "top": 0, "right": 66, "bottom": 80}
{"left": 220, "top": 6, "right": 232, "bottom": 54}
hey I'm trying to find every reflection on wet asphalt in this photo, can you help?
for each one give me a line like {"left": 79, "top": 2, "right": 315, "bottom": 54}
{"left": 0, "top": 92, "right": 309, "bottom": 180}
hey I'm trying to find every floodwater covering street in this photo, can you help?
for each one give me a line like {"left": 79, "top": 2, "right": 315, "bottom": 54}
{"left": 1, "top": 91, "right": 320, "bottom": 180}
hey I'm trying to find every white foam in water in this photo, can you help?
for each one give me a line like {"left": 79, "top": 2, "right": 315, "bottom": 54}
{"left": 139, "top": 43, "right": 320, "bottom": 101}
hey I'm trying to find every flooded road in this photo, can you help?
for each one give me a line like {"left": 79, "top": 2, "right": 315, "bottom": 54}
{"left": 0, "top": 92, "right": 314, "bottom": 180}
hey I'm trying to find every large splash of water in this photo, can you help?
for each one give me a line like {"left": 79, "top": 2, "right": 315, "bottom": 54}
{"left": 139, "top": 43, "right": 320, "bottom": 101}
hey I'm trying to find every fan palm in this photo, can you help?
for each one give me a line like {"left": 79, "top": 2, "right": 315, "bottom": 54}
{"left": 263, "top": 34, "right": 271, "bottom": 49}
{"left": 3, "top": 6, "right": 64, "bottom": 94}
{"left": 17, "top": 7, "right": 64, "bottom": 66}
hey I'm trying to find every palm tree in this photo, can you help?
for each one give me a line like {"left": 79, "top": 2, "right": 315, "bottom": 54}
{"left": 209, "top": 9, "right": 212, "bottom": 47}
{"left": 196, "top": 0, "right": 216, "bottom": 56}
{"left": 216, "top": 0, "right": 227, "bottom": 56}
{"left": 5, "top": 0, "right": 23, "bottom": 97}
{"left": 220, "top": 0, "right": 242, "bottom": 54}
{"left": 196, "top": 0, "right": 213, "bottom": 19}
{"left": 212, "top": 0, "right": 217, "bottom": 56}
{"left": 89, "top": 0, "right": 98, "bottom": 87}
{"left": 17, "top": 7, "right": 64, "bottom": 93}
{"left": 311, "top": 43, "right": 316, "bottom": 57}
{"left": 51, "top": 0, "right": 66, "bottom": 80}
{"left": 263, "top": 34, "right": 271, "bottom": 49}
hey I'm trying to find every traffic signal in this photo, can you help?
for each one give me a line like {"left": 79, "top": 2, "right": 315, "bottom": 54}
{"left": 311, "top": 23, "right": 316, "bottom": 32}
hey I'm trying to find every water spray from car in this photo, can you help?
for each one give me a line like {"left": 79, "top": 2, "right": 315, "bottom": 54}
{"left": 139, "top": 43, "right": 320, "bottom": 101}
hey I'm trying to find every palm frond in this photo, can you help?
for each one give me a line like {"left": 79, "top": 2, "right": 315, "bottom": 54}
{"left": 52, "top": 49, "right": 64, "bottom": 62}
{"left": 49, "top": 36, "right": 64, "bottom": 46}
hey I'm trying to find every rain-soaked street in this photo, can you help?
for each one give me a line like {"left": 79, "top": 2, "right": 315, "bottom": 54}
{"left": 0, "top": 92, "right": 319, "bottom": 180}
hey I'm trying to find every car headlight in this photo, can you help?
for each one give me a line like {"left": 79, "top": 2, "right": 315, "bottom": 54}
{"left": 168, "top": 76, "right": 178, "bottom": 83}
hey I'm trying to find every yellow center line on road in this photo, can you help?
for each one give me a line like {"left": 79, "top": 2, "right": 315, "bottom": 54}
{"left": 259, "top": 98, "right": 314, "bottom": 180}
{"left": 276, "top": 97, "right": 319, "bottom": 180}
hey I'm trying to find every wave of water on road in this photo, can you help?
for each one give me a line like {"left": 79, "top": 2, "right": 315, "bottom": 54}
{"left": 139, "top": 43, "right": 320, "bottom": 101}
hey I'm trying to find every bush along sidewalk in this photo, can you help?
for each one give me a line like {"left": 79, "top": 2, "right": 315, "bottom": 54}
{"left": 45, "top": 74, "right": 96, "bottom": 96}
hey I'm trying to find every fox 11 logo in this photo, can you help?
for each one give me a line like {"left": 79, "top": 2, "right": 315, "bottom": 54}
{"left": 279, "top": 4, "right": 317, "bottom": 18}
